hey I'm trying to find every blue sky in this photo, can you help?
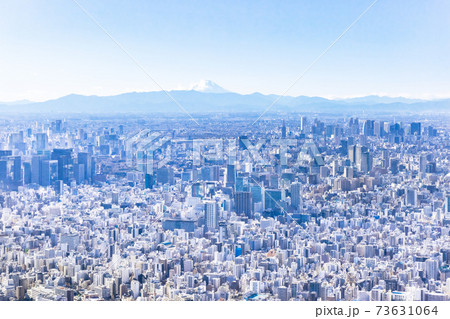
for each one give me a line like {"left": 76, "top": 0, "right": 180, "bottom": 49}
{"left": 0, "top": 0, "right": 449, "bottom": 102}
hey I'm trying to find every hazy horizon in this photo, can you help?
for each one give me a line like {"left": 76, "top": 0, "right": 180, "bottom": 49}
{"left": 1, "top": 79, "right": 448, "bottom": 104}
{"left": 1, "top": 0, "right": 450, "bottom": 102}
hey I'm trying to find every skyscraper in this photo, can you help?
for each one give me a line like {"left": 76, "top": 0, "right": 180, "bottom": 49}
{"left": 348, "top": 145, "right": 356, "bottom": 163}
{"left": 35, "top": 133, "right": 48, "bottom": 152}
{"left": 31, "top": 155, "right": 42, "bottom": 185}
{"left": 23, "top": 161, "right": 32, "bottom": 184}
{"left": 363, "top": 120, "right": 374, "bottom": 136}
{"left": 0, "top": 160, "right": 7, "bottom": 183}
{"left": 226, "top": 164, "right": 236, "bottom": 187}
{"left": 264, "top": 189, "right": 282, "bottom": 212}
{"left": 411, "top": 122, "right": 421, "bottom": 136}
{"left": 405, "top": 188, "right": 417, "bottom": 207}
{"left": 40, "top": 160, "right": 51, "bottom": 186}
{"left": 12, "top": 156, "right": 22, "bottom": 184}
{"left": 444, "top": 193, "right": 450, "bottom": 213}
{"left": 382, "top": 149, "right": 389, "bottom": 169}
{"left": 358, "top": 151, "right": 372, "bottom": 173}
{"left": 419, "top": 154, "right": 427, "bottom": 173}
{"left": 356, "top": 146, "right": 372, "bottom": 173}
{"left": 300, "top": 116, "right": 307, "bottom": 133}
{"left": 77, "top": 152, "right": 93, "bottom": 183}
{"left": 290, "top": 182, "right": 302, "bottom": 210}
{"left": 235, "top": 191, "right": 253, "bottom": 218}
{"left": 205, "top": 201, "right": 219, "bottom": 230}
{"left": 51, "top": 149, "right": 73, "bottom": 185}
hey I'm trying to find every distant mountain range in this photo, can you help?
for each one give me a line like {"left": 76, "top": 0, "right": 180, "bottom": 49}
{"left": 1, "top": 81, "right": 448, "bottom": 114}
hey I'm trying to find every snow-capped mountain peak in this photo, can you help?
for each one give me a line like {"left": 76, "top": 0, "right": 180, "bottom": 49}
{"left": 189, "top": 80, "right": 228, "bottom": 93}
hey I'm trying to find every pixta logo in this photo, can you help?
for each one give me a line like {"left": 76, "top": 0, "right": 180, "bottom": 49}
{"left": 125, "top": 130, "right": 172, "bottom": 174}
{"left": 126, "top": 131, "right": 323, "bottom": 172}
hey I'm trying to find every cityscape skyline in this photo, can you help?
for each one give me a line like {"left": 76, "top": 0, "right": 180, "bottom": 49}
{"left": 0, "top": 113, "right": 449, "bottom": 301}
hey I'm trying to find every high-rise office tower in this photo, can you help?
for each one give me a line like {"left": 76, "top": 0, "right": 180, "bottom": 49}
{"left": 358, "top": 151, "right": 372, "bottom": 173}
{"left": 374, "top": 121, "right": 381, "bottom": 137}
{"left": 331, "top": 160, "right": 339, "bottom": 176}
{"left": 205, "top": 201, "right": 219, "bottom": 229}
{"left": 444, "top": 193, "right": 450, "bottom": 213}
{"left": 54, "top": 120, "right": 62, "bottom": 133}
{"left": 348, "top": 145, "right": 356, "bottom": 163}
{"left": 74, "top": 163, "right": 85, "bottom": 184}
{"left": 419, "top": 154, "right": 427, "bottom": 173}
{"left": 363, "top": 120, "right": 374, "bottom": 136}
{"left": 40, "top": 160, "right": 51, "bottom": 186}
{"left": 235, "top": 191, "right": 253, "bottom": 217}
{"left": 77, "top": 152, "right": 93, "bottom": 183}
{"left": 0, "top": 160, "right": 7, "bottom": 182}
{"left": 425, "top": 259, "right": 438, "bottom": 280}
{"left": 382, "top": 149, "right": 389, "bottom": 169}
{"left": 23, "top": 162, "right": 32, "bottom": 184}
{"left": 384, "top": 122, "right": 390, "bottom": 135}
{"left": 12, "top": 156, "right": 22, "bottom": 183}
{"left": 300, "top": 116, "right": 307, "bottom": 133}
{"left": 344, "top": 166, "right": 353, "bottom": 178}
{"left": 35, "top": 133, "right": 48, "bottom": 151}
{"left": 290, "top": 182, "right": 302, "bottom": 210}
{"left": 8, "top": 132, "right": 24, "bottom": 150}
{"left": 51, "top": 149, "right": 73, "bottom": 184}
{"left": 355, "top": 145, "right": 372, "bottom": 173}
{"left": 226, "top": 164, "right": 236, "bottom": 187}
{"left": 263, "top": 189, "right": 282, "bottom": 211}
{"left": 16, "top": 286, "right": 25, "bottom": 301}
{"left": 250, "top": 185, "right": 263, "bottom": 204}
{"left": 405, "top": 188, "right": 417, "bottom": 206}
{"left": 355, "top": 145, "right": 363, "bottom": 167}
{"left": 31, "top": 155, "right": 42, "bottom": 184}
{"left": 349, "top": 118, "right": 359, "bottom": 135}
{"left": 411, "top": 122, "right": 421, "bottom": 136}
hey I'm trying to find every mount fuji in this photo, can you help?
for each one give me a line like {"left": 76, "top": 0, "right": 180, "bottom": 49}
{"left": 189, "top": 80, "right": 229, "bottom": 93}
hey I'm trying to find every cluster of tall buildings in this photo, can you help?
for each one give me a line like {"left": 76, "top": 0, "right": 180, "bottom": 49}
{"left": 0, "top": 114, "right": 449, "bottom": 301}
